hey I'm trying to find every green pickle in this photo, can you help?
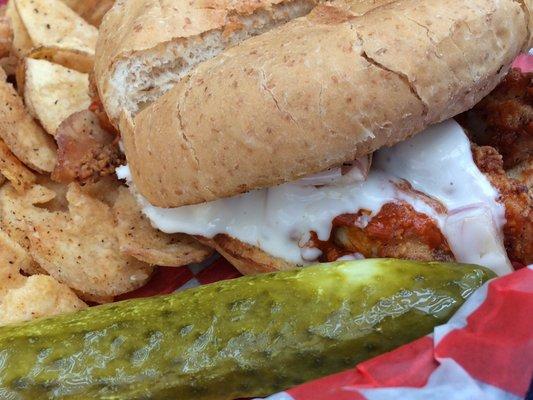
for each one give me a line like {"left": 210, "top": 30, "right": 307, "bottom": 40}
{"left": 0, "top": 259, "right": 494, "bottom": 399}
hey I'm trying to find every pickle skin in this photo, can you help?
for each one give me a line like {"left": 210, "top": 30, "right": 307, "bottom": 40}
{"left": 0, "top": 259, "right": 494, "bottom": 400}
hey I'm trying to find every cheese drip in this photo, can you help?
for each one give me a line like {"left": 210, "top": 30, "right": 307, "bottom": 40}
{"left": 117, "top": 120, "right": 511, "bottom": 275}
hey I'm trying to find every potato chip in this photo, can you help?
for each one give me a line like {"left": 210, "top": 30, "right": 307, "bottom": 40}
{"left": 0, "top": 227, "right": 86, "bottom": 325}
{"left": 0, "top": 229, "right": 29, "bottom": 297}
{"left": 24, "top": 58, "right": 91, "bottom": 136}
{"left": 27, "top": 46, "right": 94, "bottom": 74}
{"left": 0, "top": 70, "right": 57, "bottom": 172}
{"left": 0, "top": 14, "right": 12, "bottom": 59}
{"left": 74, "top": 290, "right": 114, "bottom": 305}
{"left": 34, "top": 174, "right": 69, "bottom": 212}
{"left": 28, "top": 183, "right": 153, "bottom": 297}
{"left": 0, "top": 275, "right": 87, "bottom": 325}
{"left": 5, "top": 0, "right": 32, "bottom": 59}
{"left": 61, "top": 0, "right": 115, "bottom": 27}
{"left": 14, "top": 0, "right": 97, "bottom": 70}
{"left": 114, "top": 186, "right": 213, "bottom": 267}
{"left": 79, "top": 174, "right": 121, "bottom": 206}
{"left": 0, "top": 183, "right": 55, "bottom": 277}
{"left": 0, "top": 55, "right": 17, "bottom": 78}
{"left": 0, "top": 138, "right": 36, "bottom": 192}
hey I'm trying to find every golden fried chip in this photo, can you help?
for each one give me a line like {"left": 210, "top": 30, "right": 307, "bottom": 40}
{"left": 0, "top": 227, "right": 86, "bottom": 325}
{"left": 5, "top": 0, "right": 32, "bottom": 59}
{"left": 27, "top": 46, "right": 94, "bottom": 74}
{"left": 0, "top": 275, "right": 87, "bottom": 325}
{"left": 0, "top": 14, "right": 12, "bottom": 59}
{"left": 14, "top": 0, "right": 97, "bottom": 71}
{"left": 0, "top": 69, "right": 57, "bottom": 172}
{"left": 0, "top": 183, "right": 55, "bottom": 251}
{"left": 74, "top": 290, "right": 114, "bottom": 305}
{"left": 0, "top": 183, "right": 56, "bottom": 275}
{"left": 0, "top": 229, "right": 28, "bottom": 296}
{"left": 34, "top": 174, "right": 69, "bottom": 211}
{"left": 28, "top": 183, "right": 153, "bottom": 297}
{"left": 79, "top": 175, "right": 121, "bottom": 206}
{"left": 114, "top": 186, "right": 213, "bottom": 267}
{"left": 0, "top": 138, "right": 35, "bottom": 192}
{"left": 24, "top": 58, "right": 90, "bottom": 136}
{"left": 61, "top": 0, "right": 115, "bottom": 27}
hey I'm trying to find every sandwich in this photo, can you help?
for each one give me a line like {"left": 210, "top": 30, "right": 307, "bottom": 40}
{"left": 94, "top": 0, "right": 533, "bottom": 276}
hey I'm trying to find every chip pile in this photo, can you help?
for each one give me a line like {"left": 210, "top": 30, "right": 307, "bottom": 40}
{"left": 0, "top": 0, "right": 212, "bottom": 325}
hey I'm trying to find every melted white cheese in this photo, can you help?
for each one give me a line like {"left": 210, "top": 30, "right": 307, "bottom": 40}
{"left": 119, "top": 120, "right": 512, "bottom": 275}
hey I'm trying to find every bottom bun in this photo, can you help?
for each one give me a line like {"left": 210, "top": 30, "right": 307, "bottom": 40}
{"left": 198, "top": 235, "right": 295, "bottom": 275}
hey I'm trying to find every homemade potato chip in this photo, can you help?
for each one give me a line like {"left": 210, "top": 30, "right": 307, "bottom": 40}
{"left": 34, "top": 174, "right": 69, "bottom": 211}
{"left": 52, "top": 110, "right": 123, "bottom": 184}
{"left": 0, "top": 183, "right": 56, "bottom": 274}
{"left": 114, "top": 186, "right": 213, "bottom": 266}
{"left": 0, "top": 69, "right": 57, "bottom": 172}
{"left": 0, "top": 275, "right": 87, "bottom": 325}
{"left": 0, "top": 229, "right": 29, "bottom": 297}
{"left": 61, "top": 0, "right": 115, "bottom": 27}
{"left": 0, "top": 138, "right": 36, "bottom": 192}
{"left": 27, "top": 46, "right": 94, "bottom": 74}
{"left": 74, "top": 291, "right": 114, "bottom": 305}
{"left": 5, "top": 0, "right": 32, "bottom": 59}
{"left": 13, "top": 0, "right": 97, "bottom": 72}
{"left": 79, "top": 174, "right": 121, "bottom": 206}
{"left": 0, "top": 228, "right": 86, "bottom": 325}
{"left": 24, "top": 59, "right": 91, "bottom": 136}
{"left": 28, "top": 183, "right": 153, "bottom": 297}
{"left": 0, "top": 14, "right": 12, "bottom": 59}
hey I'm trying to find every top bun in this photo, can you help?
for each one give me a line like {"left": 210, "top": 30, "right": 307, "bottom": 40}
{"left": 99, "top": 0, "right": 531, "bottom": 207}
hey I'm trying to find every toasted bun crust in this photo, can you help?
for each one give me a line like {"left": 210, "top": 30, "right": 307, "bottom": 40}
{"left": 123, "top": 0, "right": 530, "bottom": 207}
{"left": 94, "top": 0, "right": 319, "bottom": 123}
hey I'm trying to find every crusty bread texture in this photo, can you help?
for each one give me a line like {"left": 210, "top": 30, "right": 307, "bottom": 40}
{"left": 95, "top": 0, "right": 320, "bottom": 123}
{"left": 123, "top": 0, "right": 530, "bottom": 208}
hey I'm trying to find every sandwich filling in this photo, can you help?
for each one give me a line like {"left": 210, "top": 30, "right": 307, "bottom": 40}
{"left": 118, "top": 119, "right": 512, "bottom": 276}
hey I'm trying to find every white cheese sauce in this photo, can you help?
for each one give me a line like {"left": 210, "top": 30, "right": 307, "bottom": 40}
{"left": 117, "top": 119, "right": 512, "bottom": 275}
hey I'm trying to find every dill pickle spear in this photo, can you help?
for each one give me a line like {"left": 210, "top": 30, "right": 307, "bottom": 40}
{"left": 0, "top": 259, "right": 494, "bottom": 400}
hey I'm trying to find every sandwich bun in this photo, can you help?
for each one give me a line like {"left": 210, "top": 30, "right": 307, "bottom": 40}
{"left": 117, "top": 0, "right": 530, "bottom": 208}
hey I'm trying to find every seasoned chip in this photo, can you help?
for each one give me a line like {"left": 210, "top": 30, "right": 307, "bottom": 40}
{"left": 61, "top": 0, "right": 115, "bottom": 27}
{"left": 52, "top": 110, "right": 123, "bottom": 184}
{"left": 27, "top": 46, "right": 94, "bottom": 74}
{"left": 114, "top": 186, "right": 213, "bottom": 267}
{"left": 13, "top": 0, "right": 97, "bottom": 71}
{"left": 0, "top": 275, "right": 87, "bottom": 325}
{"left": 0, "top": 182, "right": 56, "bottom": 274}
{"left": 0, "top": 69, "right": 57, "bottom": 172}
{"left": 79, "top": 175, "right": 121, "bottom": 206}
{"left": 0, "top": 14, "right": 12, "bottom": 59}
{"left": 0, "top": 183, "right": 55, "bottom": 255}
{"left": 74, "top": 290, "right": 114, "bottom": 305}
{"left": 0, "top": 138, "right": 36, "bottom": 192}
{"left": 0, "top": 228, "right": 86, "bottom": 325}
{"left": 5, "top": 0, "right": 31, "bottom": 59}
{"left": 28, "top": 183, "right": 153, "bottom": 297}
{"left": 24, "top": 58, "right": 91, "bottom": 136}
{"left": 0, "top": 229, "right": 28, "bottom": 297}
{"left": 34, "top": 174, "right": 69, "bottom": 212}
